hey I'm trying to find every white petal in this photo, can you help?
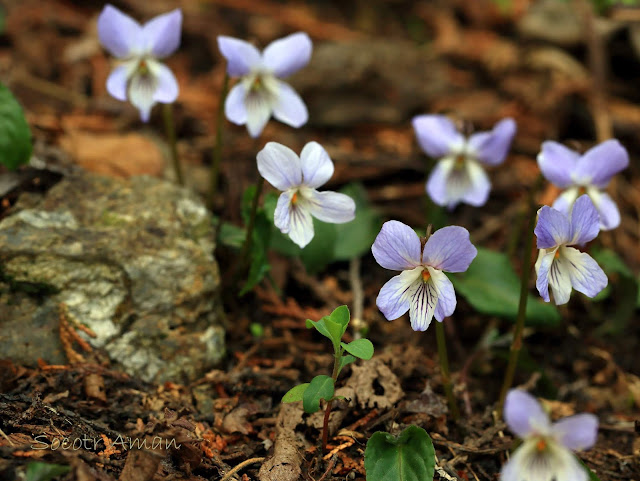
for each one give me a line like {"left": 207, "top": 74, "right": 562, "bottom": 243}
{"left": 587, "top": 188, "right": 621, "bottom": 231}
{"left": 552, "top": 187, "right": 579, "bottom": 216}
{"left": 304, "top": 189, "right": 355, "bottom": 224}
{"left": 273, "top": 191, "right": 294, "bottom": 233}
{"left": 430, "top": 267, "right": 456, "bottom": 322}
{"left": 288, "top": 204, "right": 314, "bottom": 248}
{"left": 256, "top": 142, "right": 302, "bottom": 191}
{"left": 501, "top": 438, "right": 587, "bottom": 481}
{"left": 148, "top": 61, "right": 178, "bottom": 103}
{"left": 548, "top": 250, "right": 573, "bottom": 305}
{"left": 106, "top": 65, "right": 130, "bottom": 101}
{"left": 559, "top": 246, "right": 608, "bottom": 299}
{"left": 535, "top": 248, "right": 556, "bottom": 302}
{"left": 245, "top": 90, "right": 274, "bottom": 137}
{"left": 300, "top": 141, "right": 333, "bottom": 188}
{"left": 128, "top": 71, "right": 157, "bottom": 122}
{"left": 272, "top": 80, "right": 308, "bottom": 128}
{"left": 376, "top": 267, "right": 422, "bottom": 321}
{"left": 408, "top": 274, "right": 439, "bottom": 331}
{"left": 461, "top": 160, "right": 491, "bottom": 206}
{"left": 224, "top": 84, "right": 248, "bottom": 125}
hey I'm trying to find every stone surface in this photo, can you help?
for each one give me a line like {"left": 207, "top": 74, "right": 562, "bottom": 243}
{"left": 0, "top": 171, "right": 224, "bottom": 383}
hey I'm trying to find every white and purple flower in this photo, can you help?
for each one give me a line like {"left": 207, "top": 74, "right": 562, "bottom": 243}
{"left": 372, "top": 221, "right": 477, "bottom": 331}
{"left": 538, "top": 139, "right": 629, "bottom": 230}
{"left": 412, "top": 115, "right": 516, "bottom": 209}
{"left": 535, "top": 195, "right": 607, "bottom": 305}
{"left": 502, "top": 389, "right": 598, "bottom": 481}
{"left": 98, "top": 5, "right": 182, "bottom": 122}
{"left": 218, "top": 33, "right": 312, "bottom": 138}
{"left": 257, "top": 141, "right": 355, "bottom": 248}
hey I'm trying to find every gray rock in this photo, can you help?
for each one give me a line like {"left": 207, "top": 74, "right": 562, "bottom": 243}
{"left": 0, "top": 172, "right": 224, "bottom": 383}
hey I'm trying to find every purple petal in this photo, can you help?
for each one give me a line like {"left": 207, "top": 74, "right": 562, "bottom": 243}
{"left": 245, "top": 91, "right": 273, "bottom": 138}
{"left": 537, "top": 141, "right": 579, "bottom": 188}
{"left": 535, "top": 206, "right": 571, "bottom": 249}
{"left": 573, "top": 139, "right": 629, "bottom": 188}
{"left": 461, "top": 161, "right": 491, "bottom": 206}
{"left": 106, "top": 65, "right": 129, "bottom": 101}
{"left": 372, "top": 220, "right": 422, "bottom": 271}
{"left": 97, "top": 5, "right": 142, "bottom": 58}
{"left": 467, "top": 118, "right": 516, "bottom": 166}
{"left": 412, "top": 115, "right": 464, "bottom": 159}
{"left": 504, "top": 390, "right": 550, "bottom": 438}
{"left": 256, "top": 142, "right": 302, "bottom": 191}
{"left": 300, "top": 141, "right": 333, "bottom": 188}
{"left": 306, "top": 190, "right": 355, "bottom": 224}
{"left": 263, "top": 32, "right": 312, "bottom": 78}
{"left": 534, "top": 249, "right": 555, "bottom": 303}
{"left": 569, "top": 195, "right": 600, "bottom": 245}
{"left": 376, "top": 268, "right": 421, "bottom": 321}
{"left": 552, "top": 187, "right": 579, "bottom": 215}
{"left": 408, "top": 278, "right": 438, "bottom": 331}
{"left": 561, "top": 247, "right": 608, "bottom": 299}
{"left": 422, "top": 226, "right": 477, "bottom": 273}
{"left": 217, "top": 36, "right": 262, "bottom": 77}
{"left": 431, "top": 268, "right": 456, "bottom": 322}
{"left": 224, "top": 84, "right": 248, "bottom": 125}
{"left": 588, "top": 189, "right": 621, "bottom": 231}
{"left": 142, "top": 9, "right": 182, "bottom": 58}
{"left": 552, "top": 414, "right": 598, "bottom": 451}
{"left": 288, "top": 204, "right": 314, "bottom": 248}
{"left": 151, "top": 63, "right": 178, "bottom": 103}
{"left": 273, "top": 81, "right": 308, "bottom": 128}
{"left": 426, "top": 159, "right": 454, "bottom": 207}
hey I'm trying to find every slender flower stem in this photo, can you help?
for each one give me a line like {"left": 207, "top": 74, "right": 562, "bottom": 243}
{"left": 497, "top": 175, "right": 543, "bottom": 416}
{"left": 162, "top": 103, "right": 183, "bottom": 185}
{"left": 237, "top": 177, "right": 265, "bottom": 274}
{"left": 322, "top": 350, "right": 341, "bottom": 455}
{"left": 435, "top": 320, "right": 459, "bottom": 420}
{"left": 208, "top": 72, "right": 230, "bottom": 211}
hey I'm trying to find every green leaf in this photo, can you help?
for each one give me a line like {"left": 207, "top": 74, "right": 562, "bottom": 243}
{"left": 364, "top": 425, "right": 436, "bottom": 481}
{"left": 450, "top": 248, "right": 561, "bottom": 326}
{"left": 217, "top": 221, "right": 245, "bottom": 249}
{"left": 591, "top": 248, "right": 633, "bottom": 278}
{"left": 333, "top": 183, "right": 382, "bottom": 260}
{"left": 338, "top": 354, "right": 357, "bottom": 372}
{"left": 341, "top": 339, "right": 374, "bottom": 360}
{"left": 281, "top": 383, "right": 310, "bottom": 403}
{"left": 26, "top": 462, "right": 71, "bottom": 481}
{"left": 306, "top": 317, "right": 343, "bottom": 353}
{"left": 329, "top": 305, "right": 350, "bottom": 336}
{"left": 302, "top": 375, "right": 335, "bottom": 414}
{"left": 0, "top": 83, "right": 32, "bottom": 170}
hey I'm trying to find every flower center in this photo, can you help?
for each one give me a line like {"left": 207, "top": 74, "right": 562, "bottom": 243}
{"left": 578, "top": 186, "right": 587, "bottom": 195}
{"left": 421, "top": 269, "right": 431, "bottom": 283}
{"left": 250, "top": 75, "right": 263, "bottom": 92}
{"left": 453, "top": 154, "right": 466, "bottom": 170}
{"left": 554, "top": 249, "right": 560, "bottom": 259}
{"left": 291, "top": 191, "right": 299, "bottom": 205}
{"left": 536, "top": 438, "right": 547, "bottom": 452}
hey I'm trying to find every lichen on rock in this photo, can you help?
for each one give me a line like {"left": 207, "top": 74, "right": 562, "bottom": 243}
{"left": 0, "top": 171, "right": 224, "bottom": 383}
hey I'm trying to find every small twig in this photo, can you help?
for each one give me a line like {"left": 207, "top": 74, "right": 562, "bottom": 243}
{"left": 219, "top": 456, "right": 265, "bottom": 481}
{"left": 316, "top": 454, "right": 338, "bottom": 481}
{"left": 163, "top": 103, "right": 184, "bottom": 185}
{"left": 349, "top": 257, "right": 365, "bottom": 339}
{"left": 0, "top": 427, "right": 14, "bottom": 446}
{"left": 209, "top": 72, "right": 230, "bottom": 212}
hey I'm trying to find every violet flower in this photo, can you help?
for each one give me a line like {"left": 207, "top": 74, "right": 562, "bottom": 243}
{"left": 372, "top": 221, "right": 477, "bottom": 331}
{"left": 257, "top": 141, "right": 355, "bottom": 248}
{"left": 538, "top": 139, "right": 629, "bottom": 230}
{"left": 412, "top": 115, "right": 516, "bottom": 209}
{"left": 218, "top": 33, "right": 312, "bottom": 138}
{"left": 98, "top": 5, "right": 182, "bottom": 122}
{"left": 535, "top": 195, "right": 607, "bottom": 305}
{"left": 502, "top": 389, "right": 598, "bottom": 481}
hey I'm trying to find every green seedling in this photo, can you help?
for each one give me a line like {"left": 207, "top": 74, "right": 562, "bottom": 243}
{"left": 281, "top": 305, "right": 374, "bottom": 454}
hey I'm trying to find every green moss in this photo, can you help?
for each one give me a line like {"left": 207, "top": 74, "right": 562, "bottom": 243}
{"left": 0, "top": 264, "right": 59, "bottom": 298}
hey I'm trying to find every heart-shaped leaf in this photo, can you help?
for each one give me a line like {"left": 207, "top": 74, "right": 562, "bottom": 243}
{"left": 365, "top": 425, "right": 435, "bottom": 481}
{"left": 341, "top": 339, "right": 374, "bottom": 360}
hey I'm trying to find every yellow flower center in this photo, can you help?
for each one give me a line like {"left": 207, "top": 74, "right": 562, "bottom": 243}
{"left": 421, "top": 269, "right": 431, "bottom": 283}
{"left": 536, "top": 438, "right": 547, "bottom": 452}
{"left": 291, "top": 192, "right": 299, "bottom": 205}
